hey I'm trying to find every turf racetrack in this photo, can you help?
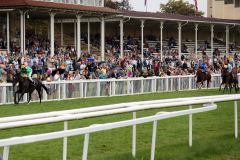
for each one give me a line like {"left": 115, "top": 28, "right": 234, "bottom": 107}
{"left": 0, "top": 89, "right": 239, "bottom": 160}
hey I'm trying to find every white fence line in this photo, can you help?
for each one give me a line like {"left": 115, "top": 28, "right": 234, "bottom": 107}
{"left": 0, "top": 74, "right": 226, "bottom": 105}
{"left": 0, "top": 95, "right": 239, "bottom": 160}
{"left": 0, "top": 105, "right": 217, "bottom": 160}
{"left": 0, "top": 94, "right": 239, "bottom": 130}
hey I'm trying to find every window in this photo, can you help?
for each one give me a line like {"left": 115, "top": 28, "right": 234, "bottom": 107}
{"left": 235, "top": 0, "right": 240, "bottom": 7}
{"left": 224, "top": 0, "right": 233, "bottom": 4}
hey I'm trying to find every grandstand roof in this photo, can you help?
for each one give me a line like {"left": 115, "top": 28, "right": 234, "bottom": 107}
{"left": 123, "top": 11, "right": 240, "bottom": 25}
{"left": 0, "top": 0, "right": 120, "bottom": 14}
{"left": 0, "top": 1, "right": 239, "bottom": 25}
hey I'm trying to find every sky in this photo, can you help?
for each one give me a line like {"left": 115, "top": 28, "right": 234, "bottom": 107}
{"left": 114, "top": 0, "right": 208, "bottom": 16}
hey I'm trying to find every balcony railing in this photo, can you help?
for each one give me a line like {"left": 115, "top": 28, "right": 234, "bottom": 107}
{"left": 33, "top": 0, "right": 104, "bottom": 7}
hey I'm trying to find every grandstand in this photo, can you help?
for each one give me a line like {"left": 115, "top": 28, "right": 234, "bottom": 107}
{"left": 0, "top": 0, "right": 239, "bottom": 61}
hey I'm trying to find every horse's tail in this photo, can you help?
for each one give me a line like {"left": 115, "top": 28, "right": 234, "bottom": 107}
{"left": 41, "top": 83, "right": 50, "bottom": 95}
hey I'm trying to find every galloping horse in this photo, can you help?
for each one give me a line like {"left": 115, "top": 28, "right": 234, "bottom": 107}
{"left": 220, "top": 66, "right": 239, "bottom": 93}
{"left": 232, "top": 67, "right": 239, "bottom": 93}
{"left": 13, "top": 72, "right": 49, "bottom": 104}
{"left": 196, "top": 68, "right": 211, "bottom": 89}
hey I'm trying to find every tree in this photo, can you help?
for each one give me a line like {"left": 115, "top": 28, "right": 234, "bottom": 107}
{"left": 105, "top": 0, "right": 132, "bottom": 10}
{"left": 160, "top": 0, "right": 204, "bottom": 16}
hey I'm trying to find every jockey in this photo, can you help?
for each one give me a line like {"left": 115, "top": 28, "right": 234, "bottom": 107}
{"left": 200, "top": 61, "right": 207, "bottom": 75}
{"left": 19, "top": 63, "right": 35, "bottom": 85}
{"left": 224, "top": 60, "right": 233, "bottom": 74}
{"left": 227, "top": 63, "right": 233, "bottom": 74}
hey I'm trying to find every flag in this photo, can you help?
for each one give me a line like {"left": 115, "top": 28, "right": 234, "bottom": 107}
{"left": 194, "top": 0, "right": 198, "bottom": 13}
{"left": 144, "top": 0, "right": 147, "bottom": 6}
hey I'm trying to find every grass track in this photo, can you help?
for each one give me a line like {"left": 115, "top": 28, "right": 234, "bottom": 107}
{"left": 0, "top": 89, "right": 240, "bottom": 160}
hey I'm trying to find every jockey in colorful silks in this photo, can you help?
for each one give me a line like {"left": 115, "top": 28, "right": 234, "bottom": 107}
{"left": 200, "top": 62, "right": 207, "bottom": 75}
{"left": 19, "top": 63, "right": 35, "bottom": 85}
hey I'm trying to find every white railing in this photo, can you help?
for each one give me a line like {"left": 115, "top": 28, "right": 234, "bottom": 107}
{"left": 0, "top": 95, "right": 239, "bottom": 160}
{"left": 0, "top": 74, "right": 225, "bottom": 105}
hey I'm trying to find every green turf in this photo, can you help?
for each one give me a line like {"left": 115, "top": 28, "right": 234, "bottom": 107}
{"left": 0, "top": 89, "right": 239, "bottom": 160}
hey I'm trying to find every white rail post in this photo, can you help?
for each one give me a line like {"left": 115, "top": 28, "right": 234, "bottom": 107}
{"left": 154, "top": 78, "right": 157, "bottom": 92}
{"left": 62, "top": 83, "right": 66, "bottom": 99}
{"left": 97, "top": 81, "right": 100, "bottom": 97}
{"left": 80, "top": 82, "right": 84, "bottom": 98}
{"left": 166, "top": 77, "right": 169, "bottom": 91}
{"left": 189, "top": 77, "right": 192, "bottom": 90}
{"left": 3, "top": 146, "right": 10, "bottom": 160}
{"left": 2, "top": 86, "right": 6, "bottom": 104}
{"left": 178, "top": 77, "right": 181, "bottom": 91}
{"left": 189, "top": 105, "right": 192, "bottom": 147}
{"left": 235, "top": 101, "right": 238, "bottom": 139}
{"left": 127, "top": 80, "right": 130, "bottom": 95}
{"left": 131, "top": 80, "right": 134, "bottom": 95}
{"left": 58, "top": 84, "right": 61, "bottom": 100}
{"left": 112, "top": 81, "right": 116, "bottom": 96}
{"left": 63, "top": 121, "right": 68, "bottom": 160}
{"left": 43, "top": 85, "right": 47, "bottom": 101}
{"left": 150, "top": 120, "right": 158, "bottom": 160}
{"left": 82, "top": 133, "right": 90, "bottom": 160}
{"left": 141, "top": 80, "right": 144, "bottom": 94}
{"left": 132, "top": 112, "right": 137, "bottom": 158}
{"left": 84, "top": 83, "right": 87, "bottom": 98}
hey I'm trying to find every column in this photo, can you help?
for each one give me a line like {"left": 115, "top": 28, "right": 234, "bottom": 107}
{"left": 226, "top": 25, "right": 229, "bottom": 55}
{"left": 23, "top": 11, "right": 26, "bottom": 55}
{"left": 76, "top": 15, "right": 81, "bottom": 58}
{"left": 50, "top": 12, "right": 55, "bottom": 57}
{"left": 88, "top": 20, "right": 90, "bottom": 53}
{"left": 120, "top": 19, "right": 124, "bottom": 58}
{"left": 101, "top": 17, "right": 105, "bottom": 61}
{"left": 160, "top": 21, "right": 164, "bottom": 62}
{"left": 6, "top": 12, "right": 10, "bottom": 53}
{"left": 178, "top": 22, "right": 182, "bottom": 59}
{"left": 61, "top": 20, "right": 63, "bottom": 47}
{"left": 141, "top": 20, "right": 144, "bottom": 62}
{"left": 20, "top": 10, "right": 24, "bottom": 55}
{"left": 195, "top": 23, "right": 198, "bottom": 59}
{"left": 211, "top": 24, "right": 214, "bottom": 55}
{"left": 74, "top": 20, "right": 76, "bottom": 49}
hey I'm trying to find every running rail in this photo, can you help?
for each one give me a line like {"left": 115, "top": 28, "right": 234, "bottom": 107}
{"left": 0, "top": 104, "right": 217, "bottom": 160}
{"left": 0, "top": 95, "right": 239, "bottom": 160}
{"left": 0, "top": 94, "right": 238, "bottom": 125}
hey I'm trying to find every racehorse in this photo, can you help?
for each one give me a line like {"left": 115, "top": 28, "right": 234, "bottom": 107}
{"left": 196, "top": 68, "right": 211, "bottom": 89}
{"left": 220, "top": 66, "right": 238, "bottom": 93}
{"left": 13, "top": 72, "right": 49, "bottom": 104}
{"left": 232, "top": 67, "right": 239, "bottom": 93}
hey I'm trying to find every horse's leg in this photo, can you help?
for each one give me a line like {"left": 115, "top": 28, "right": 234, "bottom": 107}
{"left": 219, "top": 83, "right": 222, "bottom": 91}
{"left": 230, "top": 83, "right": 232, "bottom": 94}
{"left": 28, "top": 91, "right": 33, "bottom": 104}
{"left": 200, "top": 81, "right": 204, "bottom": 89}
{"left": 234, "top": 83, "right": 237, "bottom": 93}
{"left": 14, "top": 92, "right": 18, "bottom": 104}
{"left": 37, "top": 88, "right": 42, "bottom": 104}
{"left": 223, "top": 84, "right": 226, "bottom": 93}
{"left": 18, "top": 93, "right": 25, "bottom": 104}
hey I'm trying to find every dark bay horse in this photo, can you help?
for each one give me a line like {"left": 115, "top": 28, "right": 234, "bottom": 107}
{"left": 196, "top": 69, "right": 211, "bottom": 89}
{"left": 220, "top": 67, "right": 238, "bottom": 93}
{"left": 13, "top": 72, "right": 49, "bottom": 104}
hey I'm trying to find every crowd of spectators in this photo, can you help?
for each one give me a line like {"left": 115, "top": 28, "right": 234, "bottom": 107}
{"left": 0, "top": 34, "right": 239, "bottom": 83}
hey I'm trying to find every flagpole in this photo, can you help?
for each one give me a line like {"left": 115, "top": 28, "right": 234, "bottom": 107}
{"left": 145, "top": 0, "right": 148, "bottom": 12}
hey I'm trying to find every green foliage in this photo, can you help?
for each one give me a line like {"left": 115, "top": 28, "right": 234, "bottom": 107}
{"left": 160, "top": 0, "right": 204, "bottom": 16}
{"left": 105, "top": 0, "right": 132, "bottom": 10}
{"left": 0, "top": 90, "right": 239, "bottom": 160}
